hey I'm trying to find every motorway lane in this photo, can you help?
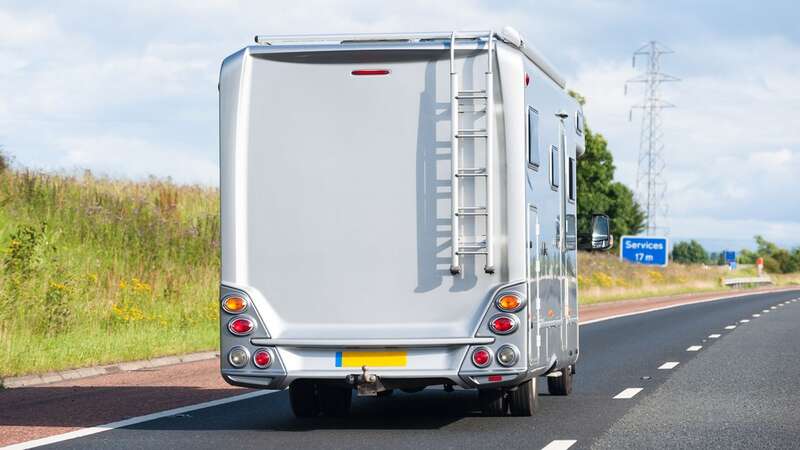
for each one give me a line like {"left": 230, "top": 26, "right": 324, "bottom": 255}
{"left": 41, "top": 289, "right": 800, "bottom": 450}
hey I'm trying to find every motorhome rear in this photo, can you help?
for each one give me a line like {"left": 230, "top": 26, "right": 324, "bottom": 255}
{"left": 218, "top": 27, "right": 607, "bottom": 417}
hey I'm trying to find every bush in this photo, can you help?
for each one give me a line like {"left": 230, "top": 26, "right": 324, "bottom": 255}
{"left": 671, "top": 240, "right": 708, "bottom": 264}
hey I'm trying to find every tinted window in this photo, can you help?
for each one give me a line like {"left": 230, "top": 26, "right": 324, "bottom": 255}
{"left": 528, "top": 108, "right": 540, "bottom": 168}
{"left": 568, "top": 157, "right": 576, "bottom": 201}
{"left": 550, "top": 145, "right": 560, "bottom": 188}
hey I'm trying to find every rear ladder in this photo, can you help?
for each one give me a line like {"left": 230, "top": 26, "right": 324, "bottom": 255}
{"left": 449, "top": 31, "right": 495, "bottom": 275}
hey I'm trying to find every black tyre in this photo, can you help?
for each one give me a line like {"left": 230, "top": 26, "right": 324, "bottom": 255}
{"left": 508, "top": 378, "right": 538, "bottom": 416}
{"left": 289, "top": 380, "right": 319, "bottom": 418}
{"left": 478, "top": 388, "right": 507, "bottom": 416}
{"left": 318, "top": 385, "right": 353, "bottom": 417}
{"left": 547, "top": 365, "right": 573, "bottom": 396}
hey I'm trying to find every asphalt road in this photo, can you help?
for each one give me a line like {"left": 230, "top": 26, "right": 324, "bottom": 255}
{"left": 40, "top": 289, "right": 800, "bottom": 450}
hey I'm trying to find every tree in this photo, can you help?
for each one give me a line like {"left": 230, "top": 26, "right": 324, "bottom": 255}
{"left": 0, "top": 148, "right": 8, "bottom": 174}
{"left": 570, "top": 91, "right": 645, "bottom": 244}
{"left": 672, "top": 240, "right": 708, "bottom": 264}
{"left": 740, "top": 235, "right": 800, "bottom": 273}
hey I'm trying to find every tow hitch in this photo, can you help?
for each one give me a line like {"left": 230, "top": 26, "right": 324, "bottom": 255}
{"left": 346, "top": 365, "right": 387, "bottom": 396}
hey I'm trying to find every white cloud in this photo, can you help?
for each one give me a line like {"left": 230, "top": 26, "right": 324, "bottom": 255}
{"left": 57, "top": 134, "right": 217, "bottom": 184}
{"left": 0, "top": 1, "right": 798, "bottom": 244}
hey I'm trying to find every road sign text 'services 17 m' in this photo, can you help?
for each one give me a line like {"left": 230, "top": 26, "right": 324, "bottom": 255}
{"left": 620, "top": 236, "right": 669, "bottom": 267}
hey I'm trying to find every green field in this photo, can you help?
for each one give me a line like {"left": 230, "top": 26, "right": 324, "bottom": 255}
{"left": 0, "top": 170, "right": 219, "bottom": 377}
{"left": 1, "top": 168, "right": 797, "bottom": 378}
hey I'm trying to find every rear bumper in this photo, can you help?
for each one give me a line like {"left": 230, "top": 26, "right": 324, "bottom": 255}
{"left": 221, "top": 344, "right": 535, "bottom": 391}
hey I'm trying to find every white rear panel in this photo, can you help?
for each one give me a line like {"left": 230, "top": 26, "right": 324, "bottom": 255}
{"left": 220, "top": 46, "right": 509, "bottom": 340}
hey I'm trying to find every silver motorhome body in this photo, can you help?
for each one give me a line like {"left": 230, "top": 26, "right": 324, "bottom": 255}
{"left": 218, "top": 27, "right": 584, "bottom": 411}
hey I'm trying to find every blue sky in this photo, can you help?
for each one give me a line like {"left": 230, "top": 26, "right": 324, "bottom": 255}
{"left": 0, "top": 1, "right": 798, "bottom": 248}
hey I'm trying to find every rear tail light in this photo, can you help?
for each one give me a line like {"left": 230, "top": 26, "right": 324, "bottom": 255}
{"left": 471, "top": 347, "right": 492, "bottom": 368}
{"left": 253, "top": 348, "right": 273, "bottom": 369}
{"left": 496, "top": 293, "right": 524, "bottom": 312}
{"left": 222, "top": 295, "right": 248, "bottom": 314}
{"left": 489, "top": 314, "right": 518, "bottom": 335}
{"left": 228, "top": 346, "right": 249, "bottom": 368}
{"left": 228, "top": 316, "right": 255, "bottom": 336}
{"left": 496, "top": 345, "right": 519, "bottom": 367}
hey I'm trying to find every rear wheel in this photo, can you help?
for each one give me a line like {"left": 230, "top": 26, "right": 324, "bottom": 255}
{"left": 478, "top": 389, "right": 507, "bottom": 416}
{"left": 508, "top": 379, "right": 538, "bottom": 416}
{"left": 318, "top": 385, "right": 353, "bottom": 417}
{"left": 289, "top": 380, "right": 319, "bottom": 418}
{"left": 547, "top": 365, "right": 574, "bottom": 396}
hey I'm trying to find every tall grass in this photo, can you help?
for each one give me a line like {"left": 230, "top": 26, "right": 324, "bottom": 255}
{"left": 578, "top": 252, "right": 800, "bottom": 305}
{"left": 0, "top": 170, "right": 219, "bottom": 377}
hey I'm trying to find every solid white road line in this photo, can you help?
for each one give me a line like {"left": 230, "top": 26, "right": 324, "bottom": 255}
{"left": 686, "top": 345, "right": 703, "bottom": 352}
{"left": 658, "top": 362, "right": 680, "bottom": 370}
{"left": 1, "top": 390, "right": 274, "bottom": 450}
{"left": 541, "top": 440, "right": 577, "bottom": 450}
{"left": 740, "top": 319, "right": 750, "bottom": 323}
{"left": 708, "top": 334, "right": 721, "bottom": 339}
{"left": 724, "top": 325, "right": 736, "bottom": 330}
{"left": 613, "top": 388, "right": 643, "bottom": 399}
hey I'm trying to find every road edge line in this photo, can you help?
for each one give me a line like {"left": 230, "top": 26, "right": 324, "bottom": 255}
{"left": 580, "top": 288, "right": 800, "bottom": 326}
{"left": 0, "top": 390, "right": 273, "bottom": 450}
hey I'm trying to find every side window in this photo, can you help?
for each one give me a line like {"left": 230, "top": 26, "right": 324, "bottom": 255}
{"left": 576, "top": 110, "right": 584, "bottom": 136}
{"left": 565, "top": 214, "right": 577, "bottom": 250}
{"left": 568, "top": 157, "right": 576, "bottom": 202}
{"left": 528, "top": 107, "right": 540, "bottom": 168}
{"left": 550, "top": 145, "right": 560, "bottom": 189}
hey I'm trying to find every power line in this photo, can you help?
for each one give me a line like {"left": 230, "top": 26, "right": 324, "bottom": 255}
{"left": 625, "top": 41, "right": 679, "bottom": 236}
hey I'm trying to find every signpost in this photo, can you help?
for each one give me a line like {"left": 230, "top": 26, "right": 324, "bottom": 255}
{"left": 724, "top": 250, "right": 737, "bottom": 270}
{"left": 756, "top": 257, "right": 764, "bottom": 276}
{"left": 620, "top": 236, "right": 669, "bottom": 267}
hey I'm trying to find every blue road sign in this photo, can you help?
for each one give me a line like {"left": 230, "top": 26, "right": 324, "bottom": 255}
{"left": 620, "top": 236, "right": 669, "bottom": 266}
{"left": 724, "top": 250, "right": 736, "bottom": 264}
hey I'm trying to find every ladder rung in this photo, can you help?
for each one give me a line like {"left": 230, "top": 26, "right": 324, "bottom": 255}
{"left": 459, "top": 90, "right": 486, "bottom": 94}
{"left": 456, "top": 172, "right": 487, "bottom": 178}
{"left": 456, "top": 250, "right": 488, "bottom": 255}
{"left": 456, "top": 95, "right": 488, "bottom": 100}
{"left": 456, "top": 211, "right": 488, "bottom": 216}
{"left": 458, "top": 109, "right": 486, "bottom": 114}
{"left": 459, "top": 242, "right": 487, "bottom": 248}
{"left": 456, "top": 134, "right": 487, "bottom": 138}
{"left": 459, "top": 206, "right": 486, "bottom": 210}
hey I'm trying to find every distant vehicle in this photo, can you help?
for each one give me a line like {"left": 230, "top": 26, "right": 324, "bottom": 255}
{"left": 217, "top": 27, "right": 612, "bottom": 417}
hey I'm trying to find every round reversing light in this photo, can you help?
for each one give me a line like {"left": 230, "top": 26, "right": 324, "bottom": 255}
{"left": 228, "top": 346, "right": 249, "bottom": 368}
{"left": 489, "top": 314, "right": 518, "bottom": 335}
{"left": 228, "top": 316, "right": 255, "bottom": 336}
{"left": 496, "top": 293, "right": 524, "bottom": 312}
{"left": 496, "top": 345, "right": 519, "bottom": 367}
{"left": 472, "top": 347, "right": 492, "bottom": 368}
{"left": 253, "top": 349, "right": 273, "bottom": 369}
{"left": 222, "top": 295, "right": 248, "bottom": 314}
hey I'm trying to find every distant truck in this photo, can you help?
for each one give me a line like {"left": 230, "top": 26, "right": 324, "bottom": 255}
{"left": 218, "top": 27, "right": 611, "bottom": 417}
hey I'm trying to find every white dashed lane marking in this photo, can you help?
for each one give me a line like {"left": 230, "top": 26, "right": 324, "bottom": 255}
{"left": 541, "top": 440, "right": 577, "bottom": 450}
{"left": 658, "top": 362, "right": 680, "bottom": 370}
{"left": 686, "top": 345, "right": 703, "bottom": 352}
{"left": 763, "top": 309, "right": 770, "bottom": 313}
{"left": 613, "top": 388, "right": 644, "bottom": 399}
{"left": 708, "top": 334, "right": 721, "bottom": 339}
{"left": 725, "top": 325, "right": 737, "bottom": 330}
{"left": 771, "top": 306, "right": 777, "bottom": 309}
{"left": 740, "top": 319, "right": 750, "bottom": 323}
{"left": 752, "top": 314, "right": 761, "bottom": 318}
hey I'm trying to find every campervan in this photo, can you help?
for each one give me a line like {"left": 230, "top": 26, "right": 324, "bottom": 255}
{"left": 218, "top": 27, "right": 611, "bottom": 417}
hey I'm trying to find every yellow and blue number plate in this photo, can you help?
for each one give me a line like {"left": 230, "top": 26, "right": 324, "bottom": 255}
{"left": 334, "top": 351, "right": 407, "bottom": 368}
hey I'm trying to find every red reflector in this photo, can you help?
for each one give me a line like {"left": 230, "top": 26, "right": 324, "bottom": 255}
{"left": 229, "top": 317, "right": 254, "bottom": 335}
{"left": 488, "top": 375, "right": 503, "bottom": 382}
{"left": 489, "top": 316, "right": 517, "bottom": 334}
{"left": 253, "top": 350, "right": 271, "bottom": 368}
{"left": 472, "top": 348, "right": 491, "bottom": 368}
{"left": 352, "top": 69, "right": 390, "bottom": 76}
{"left": 525, "top": 73, "right": 530, "bottom": 86}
